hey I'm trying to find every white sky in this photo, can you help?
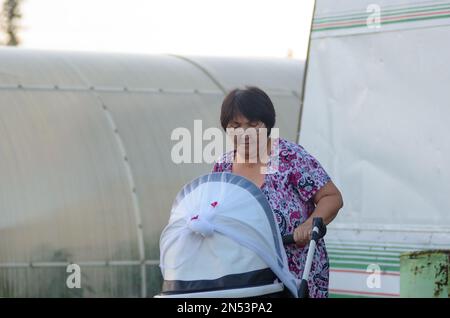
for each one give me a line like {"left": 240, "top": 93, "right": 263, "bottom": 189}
{"left": 18, "top": 0, "right": 314, "bottom": 59}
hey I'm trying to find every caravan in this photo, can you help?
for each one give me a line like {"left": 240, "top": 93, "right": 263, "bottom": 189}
{"left": 300, "top": 0, "right": 450, "bottom": 297}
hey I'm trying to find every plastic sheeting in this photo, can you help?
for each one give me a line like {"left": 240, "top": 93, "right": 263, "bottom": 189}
{"left": 0, "top": 48, "right": 303, "bottom": 297}
{"left": 301, "top": 0, "right": 450, "bottom": 230}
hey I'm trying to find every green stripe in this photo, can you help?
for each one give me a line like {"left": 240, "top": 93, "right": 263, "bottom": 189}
{"left": 326, "top": 241, "right": 446, "bottom": 249}
{"left": 326, "top": 241, "right": 450, "bottom": 250}
{"left": 314, "top": 2, "right": 450, "bottom": 23}
{"left": 329, "top": 293, "right": 371, "bottom": 298}
{"left": 327, "top": 248, "right": 401, "bottom": 257}
{"left": 330, "top": 262, "right": 400, "bottom": 272}
{"left": 313, "top": 13, "right": 450, "bottom": 32}
{"left": 327, "top": 246, "right": 406, "bottom": 254}
{"left": 330, "top": 256, "right": 399, "bottom": 264}
{"left": 314, "top": 5, "right": 450, "bottom": 25}
{"left": 329, "top": 251, "right": 399, "bottom": 258}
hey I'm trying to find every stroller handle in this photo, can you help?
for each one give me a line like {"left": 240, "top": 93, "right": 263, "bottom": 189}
{"left": 281, "top": 218, "right": 327, "bottom": 298}
{"left": 281, "top": 217, "right": 327, "bottom": 246}
{"left": 282, "top": 234, "right": 295, "bottom": 245}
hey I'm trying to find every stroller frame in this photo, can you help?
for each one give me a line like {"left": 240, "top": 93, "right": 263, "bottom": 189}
{"left": 157, "top": 217, "right": 326, "bottom": 298}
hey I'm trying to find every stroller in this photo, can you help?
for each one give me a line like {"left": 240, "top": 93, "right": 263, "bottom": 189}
{"left": 156, "top": 172, "right": 326, "bottom": 298}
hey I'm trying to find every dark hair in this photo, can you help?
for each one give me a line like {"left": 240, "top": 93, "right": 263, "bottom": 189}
{"left": 220, "top": 86, "right": 276, "bottom": 136}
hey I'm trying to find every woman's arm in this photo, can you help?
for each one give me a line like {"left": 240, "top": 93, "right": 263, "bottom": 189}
{"left": 293, "top": 181, "right": 343, "bottom": 246}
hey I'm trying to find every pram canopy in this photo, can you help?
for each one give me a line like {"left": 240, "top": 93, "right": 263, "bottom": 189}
{"left": 159, "top": 172, "right": 299, "bottom": 297}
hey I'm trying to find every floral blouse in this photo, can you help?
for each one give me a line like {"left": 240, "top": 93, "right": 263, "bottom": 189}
{"left": 212, "top": 137, "right": 331, "bottom": 298}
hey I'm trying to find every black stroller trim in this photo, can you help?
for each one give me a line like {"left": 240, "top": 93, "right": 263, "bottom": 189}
{"left": 160, "top": 268, "right": 277, "bottom": 295}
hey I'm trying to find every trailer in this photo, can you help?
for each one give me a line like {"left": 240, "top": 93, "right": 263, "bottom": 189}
{"left": 299, "top": 0, "right": 450, "bottom": 297}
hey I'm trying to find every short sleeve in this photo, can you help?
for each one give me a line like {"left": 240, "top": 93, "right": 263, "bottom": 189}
{"left": 289, "top": 145, "right": 331, "bottom": 202}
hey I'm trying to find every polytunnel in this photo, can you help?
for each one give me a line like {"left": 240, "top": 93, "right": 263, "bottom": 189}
{"left": 0, "top": 47, "right": 303, "bottom": 297}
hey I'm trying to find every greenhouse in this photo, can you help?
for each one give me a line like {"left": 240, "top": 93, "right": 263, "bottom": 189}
{"left": 0, "top": 48, "right": 303, "bottom": 297}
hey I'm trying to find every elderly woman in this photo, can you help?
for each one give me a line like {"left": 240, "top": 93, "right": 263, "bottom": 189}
{"left": 212, "top": 86, "right": 343, "bottom": 298}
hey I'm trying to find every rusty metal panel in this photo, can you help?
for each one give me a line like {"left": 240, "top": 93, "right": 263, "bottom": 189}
{"left": 400, "top": 250, "right": 450, "bottom": 298}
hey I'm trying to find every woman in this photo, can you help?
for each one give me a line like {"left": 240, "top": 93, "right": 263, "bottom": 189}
{"left": 212, "top": 86, "right": 343, "bottom": 298}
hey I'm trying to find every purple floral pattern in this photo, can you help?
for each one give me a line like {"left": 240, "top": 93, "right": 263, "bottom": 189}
{"left": 212, "top": 137, "right": 331, "bottom": 298}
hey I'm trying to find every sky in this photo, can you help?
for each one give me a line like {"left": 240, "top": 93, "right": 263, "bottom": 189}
{"left": 17, "top": 0, "right": 314, "bottom": 59}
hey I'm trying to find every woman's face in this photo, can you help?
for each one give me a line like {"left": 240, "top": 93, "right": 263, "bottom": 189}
{"left": 226, "top": 113, "right": 267, "bottom": 160}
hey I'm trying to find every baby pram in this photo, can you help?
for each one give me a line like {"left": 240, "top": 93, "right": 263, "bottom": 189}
{"left": 156, "top": 172, "right": 326, "bottom": 298}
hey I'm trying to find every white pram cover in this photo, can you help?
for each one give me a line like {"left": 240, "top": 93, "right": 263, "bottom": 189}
{"left": 159, "top": 172, "right": 298, "bottom": 297}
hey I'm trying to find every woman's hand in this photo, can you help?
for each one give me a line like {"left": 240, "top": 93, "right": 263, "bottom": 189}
{"left": 293, "top": 221, "right": 312, "bottom": 247}
{"left": 293, "top": 181, "right": 343, "bottom": 247}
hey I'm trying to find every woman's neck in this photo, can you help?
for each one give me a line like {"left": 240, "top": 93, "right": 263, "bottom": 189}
{"left": 233, "top": 137, "right": 272, "bottom": 166}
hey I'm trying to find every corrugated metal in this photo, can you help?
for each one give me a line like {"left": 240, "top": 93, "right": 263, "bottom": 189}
{"left": 0, "top": 48, "right": 303, "bottom": 297}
